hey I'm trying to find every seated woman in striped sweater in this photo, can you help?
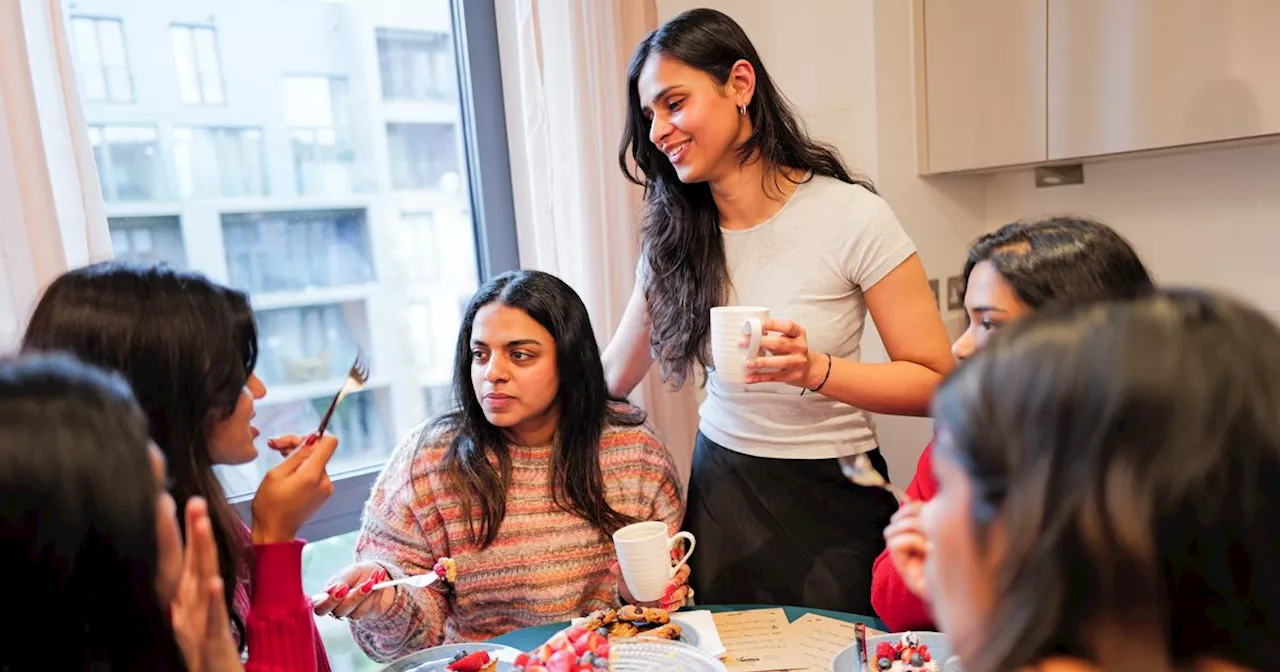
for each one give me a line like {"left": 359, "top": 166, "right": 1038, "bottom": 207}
{"left": 313, "top": 270, "right": 689, "bottom": 663}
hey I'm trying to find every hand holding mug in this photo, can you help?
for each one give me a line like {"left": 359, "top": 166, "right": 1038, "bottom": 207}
{"left": 743, "top": 318, "right": 822, "bottom": 388}
{"left": 612, "top": 521, "right": 696, "bottom": 610}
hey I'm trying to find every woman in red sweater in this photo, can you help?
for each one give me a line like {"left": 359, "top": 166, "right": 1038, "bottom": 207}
{"left": 870, "top": 217, "right": 1154, "bottom": 631}
{"left": 23, "top": 263, "right": 335, "bottom": 670}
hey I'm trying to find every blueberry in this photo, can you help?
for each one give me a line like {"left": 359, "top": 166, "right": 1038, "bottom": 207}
{"left": 910, "top": 653, "right": 924, "bottom": 666}
{"left": 877, "top": 657, "right": 892, "bottom": 670}
{"left": 450, "top": 651, "right": 467, "bottom": 663}
{"left": 593, "top": 658, "right": 610, "bottom": 668}
{"left": 579, "top": 652, "right": 595, "bottom": 665}
{"left": 596, "top": 627, "right": 609, "bottom": 637}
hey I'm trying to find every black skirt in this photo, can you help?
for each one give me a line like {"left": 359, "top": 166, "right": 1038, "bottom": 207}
{"left": 681, "top": 431, "right": 898, "bottom": 615}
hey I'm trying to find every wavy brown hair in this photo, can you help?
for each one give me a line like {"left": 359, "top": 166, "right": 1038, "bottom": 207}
{"left": 618, "top": 8, "right": 874, "bottom": 388}
{"left": 933, "top": 289, "right": 1280, "bottom": 671}
{"left": 435, "top": 270, "right": 643, "bottom": 547}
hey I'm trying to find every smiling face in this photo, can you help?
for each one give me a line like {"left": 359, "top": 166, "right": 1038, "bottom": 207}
{"left": 951, "top": 260, "right": 1032, "bottom": 361}
{"left": 637, "top": 53, "right": 753, "bottom": 185}
{"left": 469, "top": 302, "right": 561, "bottom": 446}
{"left": 205, "top": 373, "right": 266, "bottom": 465}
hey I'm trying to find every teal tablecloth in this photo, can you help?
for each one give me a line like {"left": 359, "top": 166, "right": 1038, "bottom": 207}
{"left": 489, "top": 604, "right": 887, "bottom": 652}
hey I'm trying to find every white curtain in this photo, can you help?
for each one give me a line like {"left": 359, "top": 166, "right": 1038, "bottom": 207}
{"left": 495, "top": 0, "right": 701, "bottom": 488}
{"left": 0, "top": 0, "right": 112, "bottom": 351}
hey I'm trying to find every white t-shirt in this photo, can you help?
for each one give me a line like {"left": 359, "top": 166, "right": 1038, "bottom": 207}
{"left": 657, "top": 175, "right": 916, "bottom": 460}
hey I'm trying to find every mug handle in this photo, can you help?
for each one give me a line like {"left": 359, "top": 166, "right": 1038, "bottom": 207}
{"left": 741, "top": 318, "right": 764, "bottom": 363}
{"left": 667, "top": 532, "right": 696, "bottom": 578}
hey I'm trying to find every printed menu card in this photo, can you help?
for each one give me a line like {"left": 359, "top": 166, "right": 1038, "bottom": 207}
{"left": 712, "top": 608, "right": 808, "bottom": 672}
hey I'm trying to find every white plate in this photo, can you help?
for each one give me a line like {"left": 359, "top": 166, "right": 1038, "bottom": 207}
{"left": 381, "top": 642, "right": 525, "bottom": 671}
{"left": 829, "top": 632, "right": 963, "bottom": 672}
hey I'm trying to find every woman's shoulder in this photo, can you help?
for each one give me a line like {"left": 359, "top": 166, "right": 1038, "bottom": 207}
{"left": 601, "top": 402, "right": 666, "bottom": 455}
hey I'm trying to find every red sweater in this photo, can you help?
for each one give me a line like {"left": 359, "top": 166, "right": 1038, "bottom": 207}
{"left": 240, "top": 539, "right": 331, "bottom": 671}
{"left": 870, "top": 442, "right": 938, "bottom": 632}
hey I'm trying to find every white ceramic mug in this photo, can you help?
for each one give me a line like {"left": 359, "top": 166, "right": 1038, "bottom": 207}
{"left": 710, "top": 306, "right": 769, "bottom": 385}
{"left": 612, "top": 521, "right": 696, "bottom": 603}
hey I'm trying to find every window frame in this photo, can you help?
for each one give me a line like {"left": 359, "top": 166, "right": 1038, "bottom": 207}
{"left": 69, "top": 15, "right": 136, "bottom": 103}
{"left": 169, "top": 23, "right": 227, "bottom": 107}
{"left": 229, "top": 0, "right": 518, "bottom": 540}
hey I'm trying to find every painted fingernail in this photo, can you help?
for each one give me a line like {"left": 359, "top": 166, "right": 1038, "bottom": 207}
{"left": 333, "top": 585, "right": 350, "bottom": 599}
{"left": 376, "top": 568, "right": 389, "bottom": 581}
{"left": 305, "top": 434, "right": 318, "bottom": 446}
{"left": 267, "top": 438, "right": 279, "bottom": 449}
{"left": 360, "top": 577, "right": 377, "bottom": 594}
{"left": 663, "top": 584, "right": 677, "bottom": 599}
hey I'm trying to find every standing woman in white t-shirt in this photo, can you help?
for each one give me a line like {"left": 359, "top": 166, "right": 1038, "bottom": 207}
{"left": 603, "top": 8, "right": 954, "bottom": 614}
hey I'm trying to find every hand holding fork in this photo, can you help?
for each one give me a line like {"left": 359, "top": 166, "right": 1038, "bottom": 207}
{"left": 267, "top": 351, "right": 370, "bottom": 457}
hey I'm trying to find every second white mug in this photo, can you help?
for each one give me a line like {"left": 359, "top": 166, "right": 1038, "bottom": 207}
{"left": 710, "top": 306, "right": 769, "bottom": 385}
{"left": 612, "top": 521, "right": 696, "bottom": 603}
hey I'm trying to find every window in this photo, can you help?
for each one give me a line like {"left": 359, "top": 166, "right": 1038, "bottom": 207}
{"left": 108, "top": 216, "right": 186, "bottom": 267}
{"left": 283, "top": 76, "right": 366, "bottom": 194}
{"left": 72, "top": 0, "right": 516, "bottom": 664}
{"left": 69, "top": 17, "right": 134, "bottom": 102}
{"left": 387, "top": 123, "right": 460, "bottom": 191}
{"left": 173, "top": 127, "right": 268, "bottom": 198}
{"left": 377, "top": 29, "right": 456, "bottom": 101}
{"left": 87, "top": 125, "right": 166, "bottom": 201}
{"left": 170, "top": 24, "right": 225, "bottom": 105}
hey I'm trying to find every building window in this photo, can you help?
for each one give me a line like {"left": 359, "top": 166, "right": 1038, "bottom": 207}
{"left": 69, "top": 16, "right": 134, "bottom": 102}
{"left": 170, "top": 24, "right": 225, "bottom": 105}
{"left": 221, "top": 209, "right": 375, "bottom": 295}
{"left": 108, "top": 216, "right": 186, "bottom": 267}
{"left": 173, "top": 127, "right": 267, "bottom": 198}
{"left": 87, "top": 125, "right": 166, "bottom": 201}
{"left": 283, "top": 75, "right": 365, "bottom": 194}
{"left": 377, "top": 29, "right": 455, "bottom": 102}
{"left": 386, "top": 123, "right": 460, "bottom": 191}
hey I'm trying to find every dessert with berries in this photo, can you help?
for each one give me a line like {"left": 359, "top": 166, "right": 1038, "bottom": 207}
{"left": 872, "top": 632, "right": 938, "bottom": 671}
{"left": 445, "top": 649, "right": 497, "bottom": 672}
{"left": 433, "top": 556, "right": 457, "bottom": 584}
{"left": 514, "top": 624, "right": 614, "bottom": 672}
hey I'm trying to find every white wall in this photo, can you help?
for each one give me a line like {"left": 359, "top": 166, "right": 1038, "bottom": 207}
{"left": 654, "top": 0, "right": 988, "bottom": 483}
{"left": 985, "top": 141, "right": 1280, "bottom": 319}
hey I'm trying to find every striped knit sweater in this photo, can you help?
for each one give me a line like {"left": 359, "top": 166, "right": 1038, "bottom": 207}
{"left": 349, "top": 405, "right": 684, "bottom": 663}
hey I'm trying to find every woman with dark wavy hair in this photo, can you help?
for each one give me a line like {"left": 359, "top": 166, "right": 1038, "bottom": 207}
{"left": 22, "top": 262, "right": 335, "bottom": 670}
{"left": 923, "top": 289, "right": 1280, "bottom": 671}
{"left": 315, "top": 270, "right": 685, "bottom": 663}
{"left": 604, "top": 7, "right": 953, "bottom": 611}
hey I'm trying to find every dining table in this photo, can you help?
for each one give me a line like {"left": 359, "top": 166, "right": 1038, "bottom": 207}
{"left": 488, "top": 603, "right": 887, "bottom": 652}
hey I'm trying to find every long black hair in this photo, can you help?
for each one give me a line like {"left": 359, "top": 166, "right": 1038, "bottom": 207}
{"left": 962, "top": 216, "right": 1154, "bottom": 309}
{"left": 932, "top": 289, "right": 1280, "bottom": 671}
{"left": 436, "top": 270, "right": 640, "bottom": 547}
{"left": 21, "top": 262, "right": 256, "bottom": 651}
{"left": 0, "top": 353, "right": 185, "bottom": 670}
{"left": 619, "top": 7, "right": 875, "bottom": 388}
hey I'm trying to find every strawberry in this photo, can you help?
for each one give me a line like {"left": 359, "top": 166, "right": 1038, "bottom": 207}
{"left": 545, "top": 649, "right": 576, "bottom": 672}
{"left": 445, "top": 650, "right": 491, "bottom": 672}
{"left": 876, "top": 642, "right": 895, "bottom": 658}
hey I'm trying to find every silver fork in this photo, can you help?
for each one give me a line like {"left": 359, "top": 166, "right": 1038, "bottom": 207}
{"left": 315, "top": 350, "right": 370, "bottom": 436}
